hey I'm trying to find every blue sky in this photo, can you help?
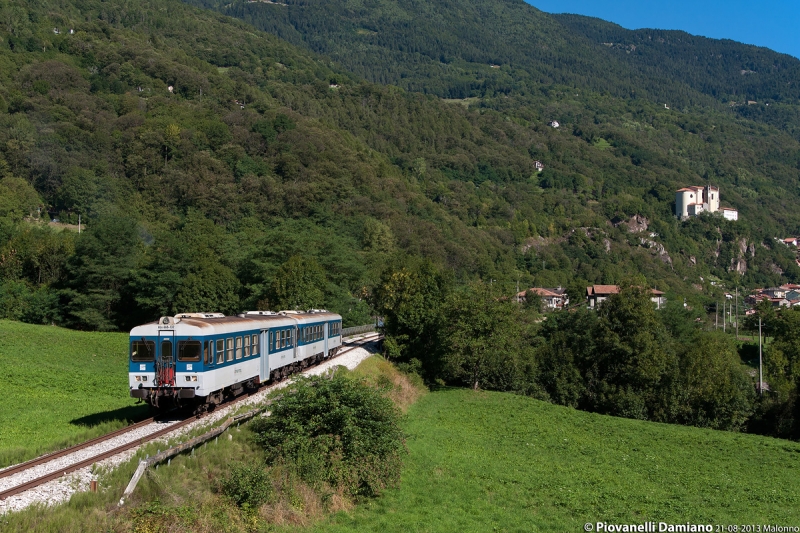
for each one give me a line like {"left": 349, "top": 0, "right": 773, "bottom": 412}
{"left": 527, "top": 0, "right": 800, "bottom": 59}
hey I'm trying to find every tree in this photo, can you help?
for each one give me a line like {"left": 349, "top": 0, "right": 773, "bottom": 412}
{"left": 439, "top": 283, "right": 529, "bottom": 391}
{"left": 174, "top": 260, "right": 240, "bottom": 315}
{"left": 0, "top": 176, "right": 41, "bottom": 221}
{"left": 371, "top": 260, "right": 450, "bottom": 371}
{"left": 269, "top": 255, "right": 326, "bottom": 310}
{"left": 679, "top": 332, "right": 755, "bottom": 430}
{"left": 60, "top": 214, "right": 141, "bottom": 331}
{"left": 589, "top": 285, "right": 678, "bottom": 421}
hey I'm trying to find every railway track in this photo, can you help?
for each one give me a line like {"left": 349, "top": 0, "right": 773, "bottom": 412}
{"left": 0, "top": 333, "right": 381, "bottom": 503}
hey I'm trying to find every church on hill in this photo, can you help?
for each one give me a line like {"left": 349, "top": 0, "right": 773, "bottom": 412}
{"left": 675, "top": 185, "right": 738, "bottom": 221}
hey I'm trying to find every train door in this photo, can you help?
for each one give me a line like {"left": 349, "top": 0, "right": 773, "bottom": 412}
{"left": 293, "top": 326, "right": 298, "bottom": 360}
{"left": 156, "top": 330, "right": 176, "bottom": 387}
{"left": 324, "top": 322, "right": 328, "bottom": 357}
{"left": 259, "top": 329, "right": 269, "bottom": 382}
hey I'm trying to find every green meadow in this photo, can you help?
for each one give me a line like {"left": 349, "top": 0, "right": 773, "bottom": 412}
{"left": 315, "top": 389, "right": 800, "bottom": 532}
{"left": 0, "top": 320, "right": 144, "bottom": 467}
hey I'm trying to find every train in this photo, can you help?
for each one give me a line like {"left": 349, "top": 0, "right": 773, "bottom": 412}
{"left": 128, "top": 309, "right": 342, "bottom": 408}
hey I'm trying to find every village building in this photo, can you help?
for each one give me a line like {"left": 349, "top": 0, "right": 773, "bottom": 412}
{"left": 585, "top": 285, "right": 666, "bottom": 309}
{"left": 516, "top": 287, "right": 568, "bottom": 309}
{"left": 722, "top": 207, "right": 738, "bottom": 221}
{"left": 533, "top": 160, "right": 545, "bottom": 172}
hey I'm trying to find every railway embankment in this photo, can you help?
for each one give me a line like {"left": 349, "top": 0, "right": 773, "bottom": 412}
{"left": 0, "top": 334, "right": 379, "bottom": 515}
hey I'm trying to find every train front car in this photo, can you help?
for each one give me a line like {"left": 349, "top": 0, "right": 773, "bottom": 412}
{"left": 128, "top": 313, "right": 268, "bottom": 408}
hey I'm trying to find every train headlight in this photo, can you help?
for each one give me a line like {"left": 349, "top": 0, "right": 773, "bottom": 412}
{"left": 185, "top": 375, "right": 198, "bottom": 382}
{"left": 135, "top": 376, "right": 141, "bottom": 382}
{"left": 143, "top": 376, "right": 148, "bottom": 381}
{"left": 192, "top": 376, "right": 198, "bottom": 382}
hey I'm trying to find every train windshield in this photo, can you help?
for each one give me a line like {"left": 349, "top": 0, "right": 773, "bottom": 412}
{"left": 131, "top": 340, "right": 155, "bottom": 361}
{"left": 178, "top": 340, "right": 201, "bottom": 362}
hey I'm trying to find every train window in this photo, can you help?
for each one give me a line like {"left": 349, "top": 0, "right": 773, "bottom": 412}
{"left": 269, "top": 331, "right": 273, "bottom": 351}
{"left": 131, "top": 340, "right": 155, "bottom": 361}
{"left": 252, "top": 334, "right": 259, "bottom": 355}
{"left": 235, "top": 336, "right": 242, "bottom": 359}
{"left": 216, "top": 339, "right": 224, "bottom": 364}
{"left": 161, "top": 340, "right": 173, "bottom": 361}
{"left": 204, "top": 340, "right": 213, "bottom": 365}
{"left": 280, "top": 330, "right": 286, "bottom": 349}
{"left": 178, "top": 340, "right": 201, "bottom": 362}
{"left": 244, "top": 335, "right": 250, "bottom": 357}
{"left": 226, "top": 338, "right": 234, "bottom": 362}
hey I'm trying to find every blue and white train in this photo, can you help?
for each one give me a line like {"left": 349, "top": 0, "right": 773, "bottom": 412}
{"left": 128, "top": 310, "right": 342, "bottom": 408}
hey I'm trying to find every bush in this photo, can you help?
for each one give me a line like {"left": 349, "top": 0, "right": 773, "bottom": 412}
{"left": 251, "top": 373, "right": 405, "bottom": 497}
{"left": 220, "top": 462, "right": 272, "bottom": 508}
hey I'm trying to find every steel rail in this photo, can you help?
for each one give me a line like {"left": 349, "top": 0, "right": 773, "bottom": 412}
{"left": 0, "top": 333, "right": 381, "bottom": 501}
{"left": 0, "top": 416, "right": 158, "bottom": 481}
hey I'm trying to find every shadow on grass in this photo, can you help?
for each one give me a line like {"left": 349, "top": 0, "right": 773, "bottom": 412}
{"left": 0, "top": 404, "right": 154, "bottom": 469}
{"left": 69, "top": 404, "right": 151, "bottom": 428}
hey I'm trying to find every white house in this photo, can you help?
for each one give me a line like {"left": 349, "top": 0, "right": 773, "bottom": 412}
{"left": 722, "top": 207, "right": 738, "bottom": 221}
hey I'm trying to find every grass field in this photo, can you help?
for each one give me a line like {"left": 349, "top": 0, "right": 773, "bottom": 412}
{"left": 314, "top": 388, "right": 800, "bottom": 532}
{"left": 3, "top": 352, "right": 800, "bottom": 531}
{"left": 0, "top": 320, "right": 146, "bottom": 467}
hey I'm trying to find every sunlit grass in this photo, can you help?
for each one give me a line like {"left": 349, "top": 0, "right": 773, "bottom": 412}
{"left": 0, "top": 320, "right": 146, "bottom": 467}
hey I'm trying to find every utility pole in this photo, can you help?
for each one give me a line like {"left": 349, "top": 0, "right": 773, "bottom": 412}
{"left": 759, "top": 317, "right": 763, "bottom": 396}
{"left": 78, "top": 214, "right": 81, "bottom": 234}
{"left": 735, "top": 287, "right": 739, "bottom": 340}
{"left": 715, "top": 302, "right": 718, "bottom": 330}
{"left": 723, "top": 301, "right": 726, "bottom": 332}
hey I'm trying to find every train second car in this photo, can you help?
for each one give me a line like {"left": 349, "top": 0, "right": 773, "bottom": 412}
{"left": 128, "top": 310, "right": 342, "bottom": 408}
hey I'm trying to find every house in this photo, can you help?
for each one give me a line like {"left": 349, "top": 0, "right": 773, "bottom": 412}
{"left": 533, "top": 160, "right": 545, "bottom": 172}
{"left": 548, "top": 120, "right": 560, "bottom": 128}
{"left": 783, "top": 237, "right": 798, "bottom": 247}
{"left": 586, "top": 285, "right": 665, "bottom": 308}
{"left": 586, "top": 285, "right": 619, "bottom": 307}
{"left": 722, "top": 207, "right": 738, "bottom": 221}
{"left": 517, "top": 287, "right": 569, "bottom": 309}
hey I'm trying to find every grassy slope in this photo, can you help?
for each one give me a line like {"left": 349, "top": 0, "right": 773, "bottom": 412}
{"left": 316, "top": 389, "right": 800, "bottom": 531}
{"left": 0, "top": 320, "right": 144, "bottom": 466}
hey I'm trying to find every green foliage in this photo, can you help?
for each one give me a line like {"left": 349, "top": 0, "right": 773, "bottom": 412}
{"left": 269, "top": 255, "right": 327, "bottom": 310}
{"left": 220, "top": 462, "right": 272, "bottom": 509}
{"left": 679, "top": 332, "right": 755, "bottom": 430}
{"left": 439, "top": 283, "right": 531, "bottom": 391}
{"left": 591, "top": 286, "right": 679, "bottom": 420}
{"left": 0, "top": 177, "right": 41, "bottom": 221}
{"left": 60, "top": 214, "right": 141, "bottom": 330}
{"left": 371, "top": 260, "right": 450, "bottom": 372}
{"left": 251, "top": 373, "right": 405, "bottom": 497}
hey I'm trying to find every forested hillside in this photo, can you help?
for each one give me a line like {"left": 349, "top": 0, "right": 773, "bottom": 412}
{"left": 0, "top": 0, "right": 799, "bottom": 336}
{"left": 187, "top": 0, "right": 800, "bottom": 135}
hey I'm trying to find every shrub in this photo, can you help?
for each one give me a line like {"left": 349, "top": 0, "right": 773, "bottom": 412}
{"left": 251, "top": 373, "right": 405, "bottom": 497}
{"left": 220, "top": 462, "right": 272, "bottom": 508}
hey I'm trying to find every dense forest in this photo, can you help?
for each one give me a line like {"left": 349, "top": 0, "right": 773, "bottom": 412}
{"left": 187, "top": 0, "right": 800, "bottom": 136}
{"left": 0, "top": 0, "right": 798, "bottom": 438}
{"left": 1, "top": 0, "right": 800, "bottom": 333}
